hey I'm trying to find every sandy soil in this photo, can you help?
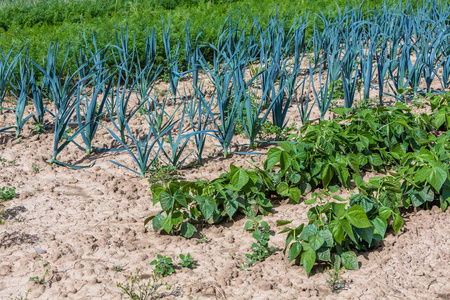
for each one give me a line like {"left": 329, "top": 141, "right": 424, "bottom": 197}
{"left": 0, "top": 71, "right": 449, "bottom": 299}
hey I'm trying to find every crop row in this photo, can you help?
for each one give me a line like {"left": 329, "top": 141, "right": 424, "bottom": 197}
{"left": 1, "top": 0, "right": 450, "bottom": 173}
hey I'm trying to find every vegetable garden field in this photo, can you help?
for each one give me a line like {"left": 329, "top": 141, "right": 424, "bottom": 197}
{"left": 0, "top": 0, "right": 449, "bottom": 299}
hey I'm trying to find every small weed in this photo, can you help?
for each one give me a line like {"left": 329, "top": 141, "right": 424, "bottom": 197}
{"left": 29, "top": 258, "right": 49, "bottom": 285}
{"left": 178, "top": 253, "right": 195, "bottom": 269}
{"left": 11, "top": 289, "right": 32, "bottom": 300}
{"left": 196, "top": 233, "right": 209, "bottom": 244}
{"left": 325, "top": 265, "right": 346, "bottom": 293}
{"left": 113, "top": 265, "right": 125, "bottom": 272}
{"left": 0, "top": 187, "right": 17, "bottom": 201}
{"left": 33, "top": 122, "right": 46, "bottom": 134}
{"left": 116, "top": 268, "right": 171, "bottom": 300}
{"left": 258, "top": 122, "right": 297, "bottom": 141}
{"left": 32, "top": 165, "right": 43, "bottom": 173}
{"left": 150, "top": 255, "right": 175, "bottom": 278}
{"left": 239, "top": 219, "right": 275, "bottom": 270}
{"left": 147, "top": 159, "right": 181, "bottom": 185}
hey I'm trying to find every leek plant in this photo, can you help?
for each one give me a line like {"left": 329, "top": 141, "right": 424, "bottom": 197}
{"left": 421, "top": 32, "right": 444, "bottom": 93}
{"left": 359, "top": 26, "right": 378, "bottom": 102}
{"left": 184, "top": 20, "right": 202, "bottom": 92}
{"left": 374, "top": 40, "right": 391, "bottom": 105}
{"left": 30, "top": 66, "right": 47, "bottom": 132}
{"left": 310, "top": 61, "right": 334, "bottom": 120}
{"left": 9, "top": 52, "right": 34, "bottom": 138}
{"left": 340, "top": 41, "right": 360, "bottom": 108}
{"left": 107, "top": 68, "right": 144, "bottom": 143}
{"left": 112, "top": 25, "right": 136, "bottom": 76}
{"left": 76, "top": 74, "right": 114, "bottom": 154}
{"left": 105, "top": 117, "right": 175, "bottom": 179}
{"left": 162, "top": 17, "right": 186, "bottom": 101}
{"left": 135, "top": 29, "right": 162, "bottom": 105}
{"left": 183, "top": 82, "right": 213, "bottom": 164}
{"left": 157, "top": 107, "right": 197, "bottom": 167}
{"left": 32, "top": 59, "right": 95, "bottom": 169}
{"left": 0, "top": 46, "right": 20, "bottom": 114}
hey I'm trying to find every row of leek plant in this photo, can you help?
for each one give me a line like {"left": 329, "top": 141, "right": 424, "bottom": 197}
{"left": 1, "top": 1, "right": 450, "bottom": 175}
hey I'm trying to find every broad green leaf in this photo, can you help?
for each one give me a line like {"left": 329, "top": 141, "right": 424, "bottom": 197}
{"left": 180, "top": 222, "right": 196, "bottom": 238}
{"left": 160, "top": 192, "right": 174, "bottom": 212}
{"left": 368, "top": 153, "right": 383, "bottom": 167}
{"left": 341, "top": 251, "right": 359, "bottom": 270}
{"left": 144, "top": 215, "right": 155, "bottom": 226}
{"left": 161, "top": 214, "right": 173, "bottom": 234}
{"left": 372, "top": 217, "right": 388, "bottom": 237}
{"left": 318, "top": 229, "right": 334, "bottom": 247}
{"left": 289, "top": 187, "right": 302, "bottom": 203}
{"left": 415, "top": 166, "right": 430, "bottom": 184}
{"left": 276, "top": 220, "right": 292, "bottom": 227}
{"left": 150, "top": 184, "right": 165, "bottom": 205}
{"left": 427, "top": 166, "right": 447, "bottom": 192}
{"left": 244, "top": 221, "right": 253, "bottom": 231}
{"left": 360, "top": 226, "right": 374, "bottom": 244}
{"left": 301, "top": 244, "right": 316, "bottom": 277}
{"left": 289, "top": 242, "right": 302, "bottom": 262}
{"left": 299, "top": 224, "right": 318, "bottom": 240}
{"left": 230, "top": 168, "right": 250, "bottom": 190}
{"left": 353, "top": 173, "right": 364, "bottom": 186}
{"left": 332, "top": 195, "right": 347, "bottom": 202}
{"left": 277, "top": 182, "right": 289, "bottom": 196}
{"left": 346, "top": 205, "right": 372, "bottom": 228}
{"left": 329, "top": 220, "right": 345, "bottom": 244}
{"left": 332, "top": 203, "right": 346, "bottom": 218}
{"left": 321, "top": 165, "right": 333, "bottom": 188}
{"left": 152, "top": 214, "right": 163, "bottom": 231}
{"left": 340, "top": 219, "right": 357, "bottom": 244}
{"left": 309, "top": 234, "right": 325, "bottom": 251}
{"left": 317, "top": 248, "right": 331, "bottom": 262}
{"left": 171, "top": 211, "right": 184, "bottom": 226}
{"left": 280, "top": 151, "right": 291, "bottom": 175}
{"left": 392, "top": 213, "right": 404, "bottom": 235}
{"left": 378, "top": 206, "right": 391, "bottom": 219}
{"left": 173, "top": 190, "right": 188, "bottom": 208}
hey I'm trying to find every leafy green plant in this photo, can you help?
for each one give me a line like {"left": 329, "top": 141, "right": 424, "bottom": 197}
{"left": 147, "top": 159, "right": 181, "bottom": 185}
{"left": 0, "top": 187, "right": 17, "bottom": 201}
{"left": 239, "top": 220, "right": 275, "bottom": 270}
{"left": 147, "top": 164, "right": 273, "bottom": 237}
{"left": 113, "top": 265, "right": 125, "bottom": 272}
{"left": 11, "top": 289, "right": 31, "bottom": 300}
{"left": 277, "top": 192, "right": 396, "bottom": 277}
{"left": 325, "top": 265, "right": 345, "bottom": 293}
{"left": 116, "top": 268, "right": 171, "bottom": 300}
{"left": 196, "top": 233, "right": 209, "bottom": 244}
{"left": 150, "top": 255, "right": 175, "bottom": 278}
{"left": 32, "top": 164, "right": 43, "bottom": 173}
{"left": 29, "top": 258, "right": 49, "bottom": 285}
{"left": 178, "top": 253, "right": 195, "bottom": 269}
